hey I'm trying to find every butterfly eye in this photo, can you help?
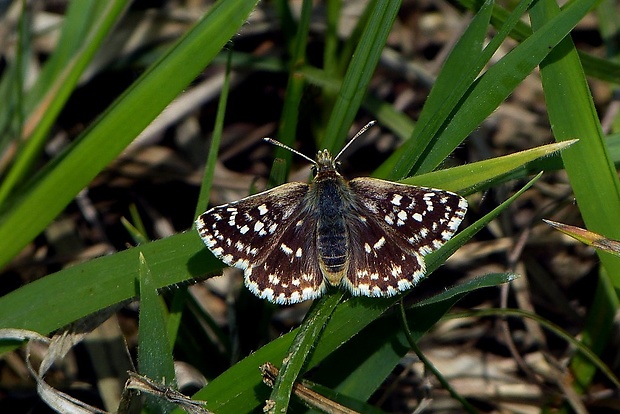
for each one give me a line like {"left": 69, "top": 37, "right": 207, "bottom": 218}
{"left": 311, "top": 165, "right": 318, "bottom": 175}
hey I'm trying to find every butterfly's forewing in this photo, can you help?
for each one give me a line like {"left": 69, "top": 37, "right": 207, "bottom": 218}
{"left": 343, "top": 178, "right": 467, "bottom": 297}
{"left": 195, "top": 182, "right": 324, "bottom": 304}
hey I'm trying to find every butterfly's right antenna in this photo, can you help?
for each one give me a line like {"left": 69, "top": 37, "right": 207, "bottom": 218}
{"left": 334, "top": 120, "right": 377, "bottom": 161}
{"left": 263, "top": 137, "right": 317, "bottom": 165}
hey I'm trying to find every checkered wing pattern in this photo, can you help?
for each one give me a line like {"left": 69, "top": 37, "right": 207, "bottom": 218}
{"left": 342, "top": 178, "right": 467, "bottom": 297}
{"left": 195, "top": 183, "right": 325, "bottom": 305}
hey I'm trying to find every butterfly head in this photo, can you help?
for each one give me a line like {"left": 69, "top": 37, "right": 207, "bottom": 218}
{"left": 313, "top": 149, "right": 342, "bottom": 177}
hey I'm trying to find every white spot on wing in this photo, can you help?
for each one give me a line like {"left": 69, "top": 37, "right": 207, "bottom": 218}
{"left": 281, "top": 243, "right": 293, "bottom": 255}
{"left": 373, "top": 237, "right": 386, "bottom": 250}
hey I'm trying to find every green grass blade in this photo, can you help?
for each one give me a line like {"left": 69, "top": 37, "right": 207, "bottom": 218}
{"left": 272, "top": 0, "right": 313, "bottom": 171}
{"left": 403, "top": 140, "right": 576, "bottom": 193}
{"left": 530, "top": 0, "right": 620, "bottom": 395}
{"left": 413, "top": 0, "right": 597, "bottom": 175}
{"left": 269, "top": 293, "right": 341, "bottom": 412}
{"left": 0, "top": 231, "right": 214, "bottom": 348}
{"left": 137, "top": 253, "right": 177, "bottom": 413}
{"left": 0, "top": 0, "right": 260, "bottom": 269}
{"left": 195, "top": 50, "right": 232, "bottom": 217}
{"left": 321, "top": 0, "right": 400, "bottom": 153}
{"left": 380, "top": 0, "right": 495, "bottom": 178}
{"left": 376, "top": 0, "right": 525, "bottom": 179}
{"left": 0, "top": 6, "right": 30, "bottom": 157}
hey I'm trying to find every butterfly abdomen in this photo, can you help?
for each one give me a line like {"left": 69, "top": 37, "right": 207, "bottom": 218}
{"left": 314, "top": 175, "right": 349, "bottom": 284}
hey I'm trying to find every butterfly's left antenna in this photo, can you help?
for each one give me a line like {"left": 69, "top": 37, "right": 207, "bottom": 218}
{"left": 334, "top": 120, "right": 376, "bottom": 161}
{"left": 263, "top": 137, "right": 316, "bottom": 165}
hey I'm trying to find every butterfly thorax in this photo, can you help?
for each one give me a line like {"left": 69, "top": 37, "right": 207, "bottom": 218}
{"left": 309, "top": 150, "right": 352, "bottom": 286}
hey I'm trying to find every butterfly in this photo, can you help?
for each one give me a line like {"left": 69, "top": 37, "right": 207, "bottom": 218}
{"left": 195, "top": 122, "right": 467, "bottom": 304}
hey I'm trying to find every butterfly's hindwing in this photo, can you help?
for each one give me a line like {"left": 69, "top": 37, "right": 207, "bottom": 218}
{"left": 342, "top": 212, "right": 426, "bottom": 297}
{"left": 195, "top": 182, "right": 324, "bottom": 304}
{"left": 247, "top": 209, "right": 325, "bottom": 304}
